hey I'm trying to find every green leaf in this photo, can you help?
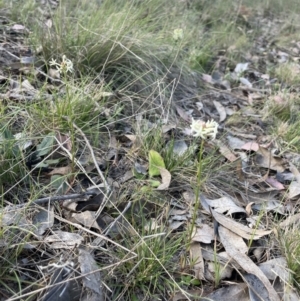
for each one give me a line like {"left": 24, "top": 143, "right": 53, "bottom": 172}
{"left": 36, "top": 133, "right": 55, "bottom": 157}
{"left": 148, "top": 150, "right": 165, "bottom": 177}
{"left": 149, "top": 179, "right": 161, "bottom": 187}
{"left": 50, "top": 175, "right": 69, "bottom": 194}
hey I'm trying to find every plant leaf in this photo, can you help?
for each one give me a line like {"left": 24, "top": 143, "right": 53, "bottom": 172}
{"left": 148, "top": 150, "right": 165, "bottom": 177}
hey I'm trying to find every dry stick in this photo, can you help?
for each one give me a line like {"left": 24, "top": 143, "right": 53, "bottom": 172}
{"left": 30, "top": 191, "right": 97, "bottom": 206}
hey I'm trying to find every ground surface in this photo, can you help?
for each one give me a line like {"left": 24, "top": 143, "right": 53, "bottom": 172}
{"left": 1, "top": 0, "right": 300, "bottom": 300}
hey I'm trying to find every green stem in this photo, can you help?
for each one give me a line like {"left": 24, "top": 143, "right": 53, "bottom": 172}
{"left": 189, "top": 139, "right": 204, "bottom": 241}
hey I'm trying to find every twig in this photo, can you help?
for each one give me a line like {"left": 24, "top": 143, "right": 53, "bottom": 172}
{"left": 31, "top": 191, "right": 98, "bottom": 205}
{"left": 10, "top": 191, "right": 99, "bottom": 208}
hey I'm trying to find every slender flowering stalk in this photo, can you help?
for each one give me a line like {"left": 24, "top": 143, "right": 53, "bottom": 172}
{"left": 189, "top": 119, "right": 219, "bottom": 242}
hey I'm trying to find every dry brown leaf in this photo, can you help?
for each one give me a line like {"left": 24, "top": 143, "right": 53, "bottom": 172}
{"left": 175, "top": 105, "right": 192, "bottom": 122}
{"left": 162, "top": 123, "right": 176, "bottom": 133}
{"left": 241, "top": 141, "right": 259, "bottom": 151}
{"left": 56, "top": 132, "right": 72, "bottom": 152}
{"left": 124, "top": 134, "right": 137, "bottom": 143}
{"left": 71, "top": 211, "right": 102, "bottom": 231}
{"left": 219, "top": 226, "right": 280, "bottom": 301}
{"left": 168, "top": 221, "right": 184, "bottom": 230}
{"left": 245, "top": 202, "right": 254, "bottom": 216}
{"left": 190, "top": 242, "right": 205, "bottom": 280}
{"left": 288, "top": 181, "right": 300, "bottom": 199}
{"left": 78, "top": 248, "right": 104, "bottom": 300}
{"left": 213, "top": 100, "right": 227, "bottom": 122}
{"left": 265, "top": 177, "right": 285, "bottom": 190}
{"left": 255, "top": 146, "right": 285, "bottom": 172}
{"left": 289, "top": 162, "right": 300, "bottom": 182}
{"left": 44, "top": 231, "right": 83, "bottom": 249}
{"left": 205, "top": 251, "right": 233, "bottom": 281}
{"left": 288, "top": 163, "right": 300, "bottom": 199}
{"left": 227, "top": 135, "right": 246, "bottom": 150}
{"left": 48, "top": 165, "right": 72, "bottom": 176}
{"left": 192, "top": 224, "right": 214, "bottom": 243}
{"left": 33, "top": 206, "right": 54, "bottom": 236}
{"left": 279, "top": 213, "right": 300, "bottom": 228}
{"left": 172, "top": 290, "right": 202, "bottom": 301}
{"left": 202, "top": 283, "right": 249, "bottom": 301}
{"left": 216, "top": 140, "right": 238, "bottom": 162}
{"left": 157, "top": 167, "right": 171, "bottom": 190}
{"left": 211, "top": 210, "right": 272, "bottom": 240}
{"left": 206, "top": 196, "right": 246, "bottom": 215}
{"left": 259, "top": 257, "right": 289, "bottom": 282}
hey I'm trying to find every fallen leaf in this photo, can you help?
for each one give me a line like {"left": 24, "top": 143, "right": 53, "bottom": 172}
{"left": 33, "top": 207, "right": 54, "bottom": 236}
{"left": 227, "top": 135, "right": 246, "bottom": 150}
{"left": 206, "top": 196, "right": 246, "bottom": 215}
{"left": 289, "top": 162, "right": 300, "bottom": 183}
{"left": 144, "top": 218, "right": 161, "bottom": 231}
{"left": 234, "top": 62, "right": 249, "bottom": 75}
{"left": 259, "top": 257, "right": 289, "bottom": 282}
{"left": 252, "top": 200, "right": 284, "bottom": 214}
{"left": 245, "top": 202, "right": 254, "bottom": 216}
{"left": 202, "top": 73, "right": 215, "bottom": 84}
{"left": 71, "top": 211, "right": 102, "bottom": 231}
{"left": 203, "top": 283, "right": 249, "bottom": 301}
{"left": 279, "top": 213, "right": 300, "bottom": 228}
{"left": 239, "top": 77, "right": 252, "bottom": 88}
{"left": 213, "top": 100, "right": 227, "bottom": 122}
{"left": 172, "top": 290, "right": 202, "bottom": 301}
{"left": 265, "top": 177, "right": 285, "bottom": 190}
{"left": 219, "top": 226, "right": 280, "bottom": 301}
{"left": 162, "top": 123, "right": 176, "bottom": 133}
{"left": 241, "top": 141, "right": 259, "bottom": 152}
{"left": 48, "top": 165, "right": 72, "bottom": 176}
{"left": 192, "top": 224, "right": 214, "bottom": 243}
{"left": 216, "top": 140, "right": 238, "bottom": 162}
{"left": 171, "top": 140, "right": 188, "bottom": 156}
{"left": 255, "top": 146, "right": 285, "bottom": 172}
{"left": 175, "top": 105, "right": 192, "bottom": 122}
{"left": 45, "top": 18, "right": 52, "bottom": 28}
{"left": 205, "top": 251, "right": 233, "bottom": 281}
{"left": 157, "top": 167, "right": 171, "bottom": 190}
{"left": 211, "top": 210, "right": 272, "bottom": 240}
{"left": 288, "top": 181, "right": 300, "bottom": 199}
{"left": 168, "top": 221, "right": 184, "bottom": 230}
{"left": 78, "top": 248, "right": 104, "bottom": 301}
{"left": 45, "top": 231, "right": 83, "bottom": 249}
{"left": 243, "top": 273, "right": 271, "bottom": 301}
{"left": 190, "top": 242, "right": 205, "bottom": 280}
{"left": 11, "top": 24, "right": 27, "bottom": 31}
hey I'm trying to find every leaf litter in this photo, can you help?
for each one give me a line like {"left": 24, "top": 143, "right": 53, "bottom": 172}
{"left": 2, "top": 1, "right": 300, "bottom": 301}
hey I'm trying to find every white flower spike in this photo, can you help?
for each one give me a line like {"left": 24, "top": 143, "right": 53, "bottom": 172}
{"left": 190, "top": 118, "right": 218, "bottom": 141}
{"left": 49, "top": 55, "right": 73, "bottom": 74}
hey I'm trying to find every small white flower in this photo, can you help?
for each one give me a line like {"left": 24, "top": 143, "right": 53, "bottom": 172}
{"left": 190, "top": 118, "right": 218, "bottom": 140}
{"left": 49, "top": 55, "right": 73, "bottom": 74}
{"left": 173, "top": 28, "right": 183, "bottom": 41}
